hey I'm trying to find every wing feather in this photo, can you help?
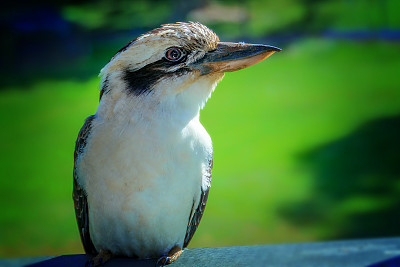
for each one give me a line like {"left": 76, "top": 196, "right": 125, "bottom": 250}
{"left": 72, "top": 115, "right": 97, "bottom": 255}
{"left": 183, "top": 157, "right": 213, "bottom": 248}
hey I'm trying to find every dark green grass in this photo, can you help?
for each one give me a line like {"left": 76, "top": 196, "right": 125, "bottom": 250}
{"left": 1, "top": 38, "right": 399, "bottom": 257}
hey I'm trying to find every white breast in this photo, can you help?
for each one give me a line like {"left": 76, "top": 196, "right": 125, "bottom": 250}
{"left": 76, "top": 107, "right": 212, "bottom": 258}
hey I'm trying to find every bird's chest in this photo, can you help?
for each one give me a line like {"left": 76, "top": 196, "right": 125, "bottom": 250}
{"left": 81, "top": 118, "right": 209, "bottom": 193}
{"left": 77, "top": 118, "right": 211, "bottom": 257}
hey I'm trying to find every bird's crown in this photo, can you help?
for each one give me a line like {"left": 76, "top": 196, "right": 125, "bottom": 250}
{"left": 114, "top": 22, "right": 219, "bottom": 61}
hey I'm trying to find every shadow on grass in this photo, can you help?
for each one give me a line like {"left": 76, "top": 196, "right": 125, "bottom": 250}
{"left": 279, "top": 114, "right": 400, "bottom": 239}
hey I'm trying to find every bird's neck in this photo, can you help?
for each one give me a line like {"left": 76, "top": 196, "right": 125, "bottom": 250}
{"left": 96, "top": 74, "right": 222, "bottom": 129}
{"left": 95, "top": 89, "right": 201, "bottom": 133}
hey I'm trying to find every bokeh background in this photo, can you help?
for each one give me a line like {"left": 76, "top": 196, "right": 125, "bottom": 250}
{"left": 1, "top": 0, "right": 400, "bottom": 258}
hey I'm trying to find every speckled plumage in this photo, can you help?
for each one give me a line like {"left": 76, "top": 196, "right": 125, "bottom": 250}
{"left": 112, "top": 22, "right": 219, "bottom": 62}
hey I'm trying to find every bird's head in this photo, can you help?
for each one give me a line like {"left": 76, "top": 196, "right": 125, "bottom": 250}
{"left": 98, "top": 22, "right": 281, "bottom": 120}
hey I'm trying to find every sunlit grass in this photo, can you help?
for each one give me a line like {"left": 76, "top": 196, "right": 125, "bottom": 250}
{"left": 196, "top": 38, "right": 400, "bottom": 247}
{"left": 0, "top": 79, "right": 99, "bottom": 256}
{"left": 0, "top": 38, "right": 399, "bottom": 257}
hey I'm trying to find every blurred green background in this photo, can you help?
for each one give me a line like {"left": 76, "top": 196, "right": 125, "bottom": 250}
{"left": 1, "top": 0, "right": 400, "bottom": 258}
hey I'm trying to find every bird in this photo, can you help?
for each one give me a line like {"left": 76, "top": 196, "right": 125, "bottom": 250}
{"left": 73, "top": 21, "right": 281, "bottom": 266}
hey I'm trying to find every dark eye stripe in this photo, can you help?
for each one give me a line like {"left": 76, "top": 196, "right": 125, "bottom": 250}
{"left": 123, "top": 59, "right": 191, "bottom": 96}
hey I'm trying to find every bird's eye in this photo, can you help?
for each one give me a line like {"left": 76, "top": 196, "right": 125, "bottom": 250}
{"left": 165, "top": 47, "right": 184, "bottom": 61}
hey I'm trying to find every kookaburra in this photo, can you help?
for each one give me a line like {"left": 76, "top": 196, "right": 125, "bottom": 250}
{"left": 73, "top": 22, "right": 280, "bottom": 265}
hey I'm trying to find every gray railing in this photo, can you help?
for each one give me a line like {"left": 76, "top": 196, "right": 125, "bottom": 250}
{"left": 1, "top": 237, "right": 400, "bottom": 267}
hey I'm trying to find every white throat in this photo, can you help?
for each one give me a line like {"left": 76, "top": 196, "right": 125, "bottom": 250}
{"left": 96, "top": 71, "right": 224, "bottom": 128}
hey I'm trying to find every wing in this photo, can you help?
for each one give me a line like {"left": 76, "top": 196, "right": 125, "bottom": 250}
{"left": 183, "top": 156, "right": 213, "bottom": 248}
{"left": 72, "top": 115, "right": 97, "bottom": 255}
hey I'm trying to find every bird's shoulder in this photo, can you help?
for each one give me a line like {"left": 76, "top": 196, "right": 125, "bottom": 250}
{"left": 74, "top": 115, "right": 97, "bottom": 163}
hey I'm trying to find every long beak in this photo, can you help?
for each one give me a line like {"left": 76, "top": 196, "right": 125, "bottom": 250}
{"left": 192, "top": 42, "right": 282, "bottom": 75}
